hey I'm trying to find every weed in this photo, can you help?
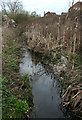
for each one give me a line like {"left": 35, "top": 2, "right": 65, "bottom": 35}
{"left": 2, "top": 74, "right": 32, "bottom": 118}
{"left": 2, "top": 27, "right": 33, "bottom": 118}
{"left": 71, "top": 55, "right": 81, "bottom": 67}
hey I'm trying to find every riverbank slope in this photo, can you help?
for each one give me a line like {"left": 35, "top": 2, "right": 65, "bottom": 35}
{"left": 2, "top": 16, "right": 33, "bottom": 119}
{"left": 22, "top": 11, "right": 82, "bottom": 118}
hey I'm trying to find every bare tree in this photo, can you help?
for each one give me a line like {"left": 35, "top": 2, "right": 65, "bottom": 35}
{"left": 0, "top": 0, "right": 23, "bottom": 15}
{"left": 72, "top": 0, "right": 74, "bottom": 6}
{"left": 0, "top": 1, "right": 8, "bottom": 15}
{"left": 68, "top": 0, "right": 75, "bottom": 7}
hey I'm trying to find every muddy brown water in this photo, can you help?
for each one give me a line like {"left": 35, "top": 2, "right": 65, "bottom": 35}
{"left": 20, "top": 47, "right": 67, "bottom": 118}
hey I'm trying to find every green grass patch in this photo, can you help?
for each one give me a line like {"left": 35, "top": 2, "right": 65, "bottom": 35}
{"left": 71, "top": 55, "right": 81, "bottom": 67}
{"left": 51, "top": 48, "right": 62, "bottom": 64}
{"left": 2, "top": 35, "right": 33, "bottom": 118}
{"left": 2, "top": 74, "right": 32, "bottom": 119}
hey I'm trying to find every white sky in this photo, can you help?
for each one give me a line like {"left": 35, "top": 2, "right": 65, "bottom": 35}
{"left": 21, "top": 0, "right": 82, "bottom": 16}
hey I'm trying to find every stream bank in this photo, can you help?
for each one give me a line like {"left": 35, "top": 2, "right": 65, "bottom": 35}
{"left": 20, "top": 45, "right": 81, "bottom": 119}
{"left": 27, "top": 47, "right": 81, "bottom": 118}
{"left": 20, "top": 46, "right": 68, "bottom": 118}
{"left": 2, "top": 18, "right": 33, "bottom": 119}
{"left": 21, "top": 11, "right": 82, "bottom": 118}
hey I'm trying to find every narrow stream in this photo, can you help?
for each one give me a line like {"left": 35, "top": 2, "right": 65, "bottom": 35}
{"left": 20, "top": 47, "right": 66, "bottom": 118}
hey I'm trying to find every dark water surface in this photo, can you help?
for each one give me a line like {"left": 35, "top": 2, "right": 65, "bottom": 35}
{"left": 20, "top": 47, "right": 65, "bottom": 118}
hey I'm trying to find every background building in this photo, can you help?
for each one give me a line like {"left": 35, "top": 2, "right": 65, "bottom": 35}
{"left": 69, "top": 1, "right": 82, "bottom": 12}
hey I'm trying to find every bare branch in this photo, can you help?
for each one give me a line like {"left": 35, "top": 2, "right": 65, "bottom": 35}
{"left": 0, "top": 0, "right": 23, "bottom": 15}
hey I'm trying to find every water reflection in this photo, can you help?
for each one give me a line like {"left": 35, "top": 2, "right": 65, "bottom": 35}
{"left": 20, "top": 47, "right": 65, "bottom": 118}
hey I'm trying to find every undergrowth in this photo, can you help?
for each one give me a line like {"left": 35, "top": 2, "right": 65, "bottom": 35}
{"left": 2, "top": 29, "right": 33, "bottom": 119}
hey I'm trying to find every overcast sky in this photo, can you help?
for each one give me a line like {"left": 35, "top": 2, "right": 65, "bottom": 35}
{"left": 21, "top": 0, "right": 82, "bottom": 16}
